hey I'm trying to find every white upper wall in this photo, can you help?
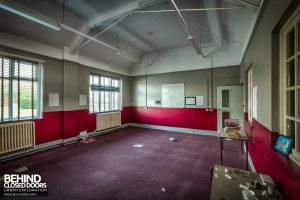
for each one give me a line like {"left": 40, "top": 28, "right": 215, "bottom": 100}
{"left": 0, "top": 31, "right": 130, "bottom": 75}
{"left": 243, "top": 0, "right": 292, "bottom": 130}
{"left": 131, "top": 45, "right": 241, "bottom": 76}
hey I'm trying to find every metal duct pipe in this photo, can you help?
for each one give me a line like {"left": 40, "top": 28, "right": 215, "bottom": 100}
{"left": 169, "top": 0, "right": 203, "bottom": 55}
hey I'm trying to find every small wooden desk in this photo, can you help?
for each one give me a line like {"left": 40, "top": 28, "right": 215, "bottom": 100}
{"left": 210, "top": 165, "right": 284, "bottom": 200}
{"left": 218, "top": 128, "right": 250, "bottom": 169}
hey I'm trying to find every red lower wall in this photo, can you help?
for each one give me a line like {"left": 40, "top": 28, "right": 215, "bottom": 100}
{"left": 244, "top": 114, "right": 300, "bottom": 200}
{"left": 31, "top": 106, "right": 217, "bottom": 145}
{"left": 129, "top": 106, "right": 217, "bottom": 131}
{"left": 33, "top": 110, "right": 96, "bottom": 145}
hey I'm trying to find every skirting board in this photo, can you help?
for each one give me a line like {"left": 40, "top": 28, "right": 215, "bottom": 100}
{"left": 129, "top": 123, "right": 217, "bottom": 136}
{"left": 0, "top": 124, "right": 130, "bottom": 162}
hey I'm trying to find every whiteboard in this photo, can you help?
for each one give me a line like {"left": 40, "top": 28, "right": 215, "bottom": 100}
{"left": 161, "top": 83, "right": 185, "bottom": 108}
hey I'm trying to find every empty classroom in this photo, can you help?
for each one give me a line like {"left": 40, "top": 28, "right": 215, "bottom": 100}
{"left": 0, "top": 0, "right": 299, "bottom": 200}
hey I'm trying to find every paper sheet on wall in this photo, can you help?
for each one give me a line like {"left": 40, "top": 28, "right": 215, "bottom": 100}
{"left": 253, "top": 86, "right": 257, "bottom": 119}
{"left": 196, "top": 96, "right": 204, "bottom": 106}
{"left": 49, "top": 93, "right": 59, "bottom": 107}
{"left": 79, "top": 95, "right": 87, "bottom": 106}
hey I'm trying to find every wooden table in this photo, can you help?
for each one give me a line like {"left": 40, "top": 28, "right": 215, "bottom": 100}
{"left": 210, "top": 165, "right": 284, "bottom": 200}
{"left": 218, "top": 128, "right": 250, "bottom": 169}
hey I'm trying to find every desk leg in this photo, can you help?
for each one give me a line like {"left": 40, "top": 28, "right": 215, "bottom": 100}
{"left": 246, "top": 141, "right": 248, "bottom": 170}
{"left": 220, "top": 138, "right": 223, "bottom": 165}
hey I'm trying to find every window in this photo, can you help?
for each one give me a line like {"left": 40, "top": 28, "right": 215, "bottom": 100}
{"left": 247, "top": 67, "right": 253, "bottom": 122}
{"left": 280, "top": 8, "right": 300, "bottom": 165}
{"left": 0, "top": 56, "right": 41, "bottom": 121}
{"left": 89, "top": 74, "right": 121, "bottom": 113}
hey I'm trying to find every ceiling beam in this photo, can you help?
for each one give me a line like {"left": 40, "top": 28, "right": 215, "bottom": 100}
{"left": 222, "top": 0, "right": 260, "bottom": 9}
{"left": 60, "top": 23, "right": 140, "bottom": 63}
{"left": 70, "top": 0, "right": 165, "bottom": 52}
{"left": 168, "top": 0, "right": 203, "bottom": 56}
{"left": 69, "top": 24, "right": 90, "bottom": 52}
{"left": 131, "top": 7, "right": 246, "bottom": 13}
{"left": 87, "top": 0, "right": 165, "bottom": 28}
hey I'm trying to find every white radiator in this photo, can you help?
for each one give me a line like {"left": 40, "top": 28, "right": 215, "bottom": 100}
{"left": 0, "top": 121, "right": 35, "bottom": 155}
{"left": 96, "top": 112, "right": 121, "bottom": 131}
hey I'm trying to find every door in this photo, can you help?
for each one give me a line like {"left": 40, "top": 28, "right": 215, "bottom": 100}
{"left": 217, "top": 86, "right": 243, "bottom": 132}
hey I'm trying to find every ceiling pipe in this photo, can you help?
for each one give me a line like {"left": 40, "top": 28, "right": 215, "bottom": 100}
{"left": 60, "top": 23, "right": 140, "bottom": 63}
{"left": 168, "top": 0, "right": 203, "bottom": 55}
{"left": 131, "top": 6, "right": 246, "bottom": 13}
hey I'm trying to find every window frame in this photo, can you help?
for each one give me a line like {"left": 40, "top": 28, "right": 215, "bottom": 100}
{"left": 89, "top": 73, "right": 121, "bottom": 114}
{"left": 280, "top": 6, "right": 300, "bottom": 165}
{"left": 0, "top": 55, "right": 42, "bottom": 122}
{"left": 247, "top": 66, "right": 253, "bottom": 122}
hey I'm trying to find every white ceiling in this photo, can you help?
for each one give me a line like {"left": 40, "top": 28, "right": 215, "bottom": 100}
{"left": 0, "top": 0, "right": 262, "bottom": 73}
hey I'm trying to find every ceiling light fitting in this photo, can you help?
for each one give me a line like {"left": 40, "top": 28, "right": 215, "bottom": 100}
{"left": 0, "top": 0, "right": 61, "bottom": 30}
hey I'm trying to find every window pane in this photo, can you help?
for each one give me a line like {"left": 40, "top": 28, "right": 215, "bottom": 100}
{"left": 20, "top": 81, "right": 33, "bottom": 118}
{"left": 287, "top": 60, "right": 295, "bottom": 87}
{"left": 298, "top": 22, "right": 300, "bottom": 52}
{"left": 286, "top": 119, "right": 295, "bottom": 149}
{"left": 111, "top": 91, "right": 115, "bottom": 110}
{"left": 114, "top": 92, "right": 119, "bottom": 110}
{"left": 90, "top": 75, "right": 93, "bottom": 85}
{"left": 89, "top": 88, "right": 93, "bottom": 111}
{"left": 287, "top": 29, "right": 295, "bottom": 58}
{"left": 33, "top": 81, "right": 38, "bottom": 117}
{"left": 0, "top": 58, "right": 2, "bottom": 121}
{"left": 93, "top": 91, "right": 99, "bottom": 113}
{"left": 287, "top": 90, "right": 295, "bottom": 117}
{"left": 298, "top": 56, "right": 300, "bottom": 85}
{"left": 112, "top": 79, "right": 119, "bottom": 88}
{"left": 105, "top": 91, "right": 110, "bottom": 111}
{"left": 100, "top": 91, "right": 105, "bottom": 111}
{"left": 3, "top": 58, "right": 10, "bottom": 78}
{"left": 3, "top": 79, "right": 9, "bottom": 120}
{"left": 89, "top": 74, "right": 121, "bottom": 113}
{"left": 0, "top": 57, "right": 40, "bottom": 121}
{"left": 298, "top": 89, "right": 300, "bottom": 119}
{"left": 297, "top": 122, "right": 300, "bottom": 151}
{"left": 19, "top": 61, "right": 33, "bottom": 79}
{"left": 0, "top": 78, "right": 2, "bottom": 121}
{"left": 104, "top": 77, "right": 110, "bottom": 86}
{"left": 93, "top": 76, "right": 99, "bottom": 85}
{"left": 12, "top": 80, "right": 19, "bottom": 119}
{"left": 0, "top": 56, "right": 2, "bottom": 77}
{"left": 222, "top": 90, "right": 230, "bottom": 108}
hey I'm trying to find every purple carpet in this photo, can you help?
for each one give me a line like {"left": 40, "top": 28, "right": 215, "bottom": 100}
{"left": 0, "top": 127, "right": 246, "bottom": 200}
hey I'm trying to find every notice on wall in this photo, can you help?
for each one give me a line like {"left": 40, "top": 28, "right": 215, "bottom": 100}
{"left": 253, "top": 86, "right": 257, "bottom": 119}
{"left": 196, "top": 96, "right": 204, "bottom": 106}
{"left": 161, "top": 83, "right": 185, "bottom": 108}
{"left": 79, "top": 94, "right": 87, "bottom": 106}
{"left": 49, "top": 93, "right": 59, "bottom": 107}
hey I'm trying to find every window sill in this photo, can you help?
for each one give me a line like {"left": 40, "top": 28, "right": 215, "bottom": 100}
{"left": 248, "top": 119, "right": 253, "bottom": 127}
{"left": 1, "top": 117, "right": 42, "bottom": 123}
{"left": 290, "top": 149, "right": 300, "bottom": 167}
{"left": 90, "top": 110, "right": 121, "bottom": 114}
